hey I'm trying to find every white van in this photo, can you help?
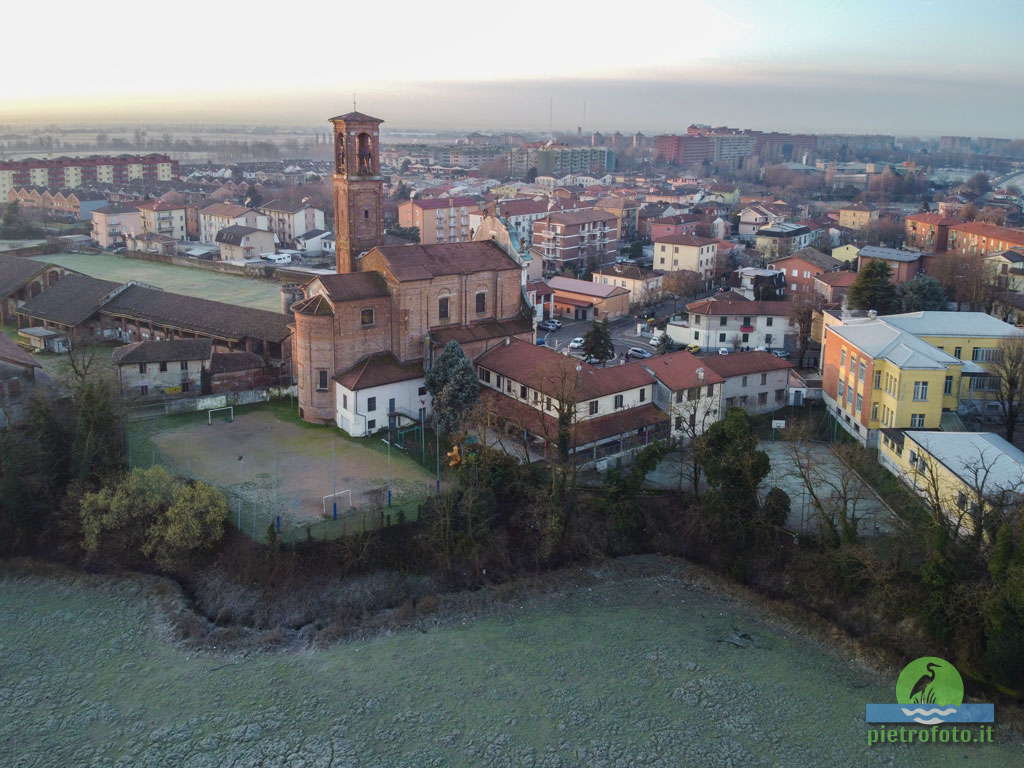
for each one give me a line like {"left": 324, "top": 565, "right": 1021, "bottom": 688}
{"left": 263, "top": 253, "right": 292, "bottom": 265}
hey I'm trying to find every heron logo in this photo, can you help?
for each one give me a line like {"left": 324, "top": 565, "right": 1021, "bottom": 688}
{"left": 866, "top": 656, "right": 994, "bottom": 744}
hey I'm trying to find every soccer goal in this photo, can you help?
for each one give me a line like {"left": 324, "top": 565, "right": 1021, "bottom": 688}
{"left": 322, "top": 489, "right": 353, "bottom": 518}
{"left": 208, "top": 406, "right": 234, "bottom": 424}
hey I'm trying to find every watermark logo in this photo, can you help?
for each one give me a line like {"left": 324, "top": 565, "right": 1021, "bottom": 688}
{"left": 866, "top": 657, "right": 994, "bottom": 746}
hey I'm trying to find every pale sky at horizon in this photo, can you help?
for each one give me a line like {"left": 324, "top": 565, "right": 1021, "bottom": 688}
{"left": 3, "top": 0, "right": 1022, "bottom": 136}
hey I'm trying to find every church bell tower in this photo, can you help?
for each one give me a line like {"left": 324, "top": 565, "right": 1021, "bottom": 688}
{"left": 329, "top": 111, "right": 384, "bottom": 273}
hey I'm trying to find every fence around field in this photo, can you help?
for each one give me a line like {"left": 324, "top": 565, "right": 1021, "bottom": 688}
{"left": 125, "top": 387, "right": 296, "bottom": 420}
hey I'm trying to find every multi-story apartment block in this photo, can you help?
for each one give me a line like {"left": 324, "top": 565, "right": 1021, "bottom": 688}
{"left": 755, "top": 223, "right": 813, "bottom": 259}
{"left": 837, "top": 202, "right": 879, "bottom": 230}
{"left": 258, "top": 201, "right": 325, "bottom": 248}
{"left": 737, "top": 203, "right": 791, "bottom": 240}
{"left": 947, "top": 222, "right": 1024, "bottom": 257}
{"left": 532, "top": 209, "right": 620, "bottom": 274}
{"left": 398, "top": 196, "right": 480, "bottom": 244}
{"left": 509, "top": 145, "right": 616, "bottom": 177}
{"left": 653, "top": 234, "right": 718, "bottom": 280}
{"left": 821, "top": 311, "right": 1021, "bottom": 446}
{"left": 0, "top": 154, "right": 177, "bottom": 203}
{"left": 904, "top": 212, "right": 957, "bottom": 252}
{"left": 473, "top": 198, "right": 551, "bottom": 248}
{"left": 136, "top": 199, "right": 187, "bottom": 241}
{"left": 90, "top": 203, "right": 142, "bottom": 249}
{"left": 670, "top": 298, "right": 794, "bottom": 352}
{"left": 701, "top": 351, "right": 794, "bottom": 415}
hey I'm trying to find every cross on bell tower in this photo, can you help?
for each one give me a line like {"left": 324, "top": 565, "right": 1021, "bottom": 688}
{"left": 328, "top": 110, "right": 384, "bottom": 273}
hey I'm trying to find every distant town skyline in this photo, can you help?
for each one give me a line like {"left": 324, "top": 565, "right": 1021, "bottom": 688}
{"left": 4, "top": 0, "right": 1022, "bottom": 137}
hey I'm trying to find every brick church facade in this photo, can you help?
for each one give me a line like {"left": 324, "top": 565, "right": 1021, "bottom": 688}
{"left": 291, "top": 112, "right": 533, "bottom": 428}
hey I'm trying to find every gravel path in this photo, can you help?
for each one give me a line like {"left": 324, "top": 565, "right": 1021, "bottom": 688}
{"left": 1, "top": 559, "right": 1019, "bottom": 767}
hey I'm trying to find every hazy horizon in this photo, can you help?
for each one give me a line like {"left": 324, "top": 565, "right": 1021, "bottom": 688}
{"left": 4, "top": 0, "right": 1022, "bottom": 138}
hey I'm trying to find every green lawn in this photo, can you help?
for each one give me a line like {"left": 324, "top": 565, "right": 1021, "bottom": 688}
{"left": 31, "top": 252, "right": 284, "bottom": 311}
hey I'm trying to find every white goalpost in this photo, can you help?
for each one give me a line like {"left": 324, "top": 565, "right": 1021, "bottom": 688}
{"left": 208, "top": 406, "right": 234, "bottom": 424}
{"left": 322, "top": 489, "right": 353, "bottom": 517}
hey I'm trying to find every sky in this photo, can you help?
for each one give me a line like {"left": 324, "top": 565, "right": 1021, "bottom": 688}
{"left": 2, "top": 0, "right": 1022, "bottom": 136}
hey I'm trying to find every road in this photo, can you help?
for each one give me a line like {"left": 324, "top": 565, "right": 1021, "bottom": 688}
{"left": 540, "top": 294, "right": 696, "bottom": 364}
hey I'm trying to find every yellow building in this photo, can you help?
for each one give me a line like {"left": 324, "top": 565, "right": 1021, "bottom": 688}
{"left": 837, "top": 202, "right": 878, "bottom": 230}
{"left": 821, "top": 311, "right": 1020, "bottom": 445}
{"left": 879, "top": 430, "right": 1024, "bottom": 531}
{"left": 831, "top": 244, "right": 860, "bottom": 264}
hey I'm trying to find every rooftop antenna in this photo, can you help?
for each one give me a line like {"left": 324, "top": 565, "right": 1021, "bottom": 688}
{"left": 352, "top": 92, "right": 357, "bottom": 112}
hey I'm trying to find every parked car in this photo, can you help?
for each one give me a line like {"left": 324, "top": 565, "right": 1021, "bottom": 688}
{"left": 585, "top": 354, "right": 617, "bottom": 366}
{"left": 627, "top": 346, "right": 653, "bottom": 359}
{"left": 718, "top": 347, "right": 730, "bottom": 355}
{"left": 263, "top": 253, "right": 292, "bottom": 265}
{"left": 568, "top": 337, "right": 585, "bottom": 350}
{"left": 773, "top": 349, "right": 789, "bottom": 359}
{"left": 686, "top": 344, "right": 702, "bottom": 354}
{"left": 648, "top": 330, "right": 666, "bottom": 347}
{"left": 538, "top": 319, "right": 559, "bottom": 331}
{"left": 535, "top": 336, "right": 547, "bottom": 346}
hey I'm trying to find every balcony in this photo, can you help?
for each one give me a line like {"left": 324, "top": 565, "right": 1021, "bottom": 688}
{"left": 740, "top": 325, "right": 754, "bottom": 333}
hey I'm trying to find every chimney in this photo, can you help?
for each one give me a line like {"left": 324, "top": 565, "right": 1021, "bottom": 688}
{"left": 697, "top": 368, "right": 704, "bottom": 381}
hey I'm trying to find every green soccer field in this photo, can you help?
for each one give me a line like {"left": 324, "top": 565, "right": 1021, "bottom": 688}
{"left": 31, "top": 252, "right": 284, "bottom": 311}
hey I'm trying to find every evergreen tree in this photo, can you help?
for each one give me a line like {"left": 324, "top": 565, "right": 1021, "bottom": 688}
{"left": 898, "top": 274, "right": 948, "bottom": 312}
{"left": 582, "top": 319, "right": 615, "bottom": 364}
{"left": 425, "top": 340, "right": 480, "bottom": 434}
{"left": 243, "top": 183, "right": 262, "bottom": 208}
{"left": 847, "top": 260, "right": 899, "bottom": 314}
{"left": 655, "top": 333, "right": 675, "bottom": 355}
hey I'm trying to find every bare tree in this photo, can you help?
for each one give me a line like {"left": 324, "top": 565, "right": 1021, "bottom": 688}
{"left": 789, "top": 292, "right": 823, "bottom": 369}
{"left": 669, "top": 386, "right": 721, "bottom": 497}
{"left": 989, "top": 335, "right": 1024, "bottom": 444}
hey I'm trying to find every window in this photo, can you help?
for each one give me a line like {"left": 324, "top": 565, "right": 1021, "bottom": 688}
{"left": 361, "top": 308, "right": 374, "bottom": 326}
{"left": 520, "top": 384, "right": 527, "bottom": 398}
{"left": 743, "top": 317, "right": 751, "bottom": 326}
{"left": 639, "top": 388, "right": 646, "bottom": 402}
{"left": 758, "top": 392, "right": 768, "bottom": 405}
{"left": 954, "top": 346, "right": 962, "bottom": 359}
{"left": 675, "top": 390, "right": 684, "bottom": 403}
{"left": 694, "top": 331, "right": 700, "bottom": 340}
{"left": 478, "top": 368, "right": 491, "bottom": 383}
{"left": 742, "top": 376, "right": 748, "bottom": 387}
{"left": 388, "top": 397, "right": 396, "bottom": 413}
{"left": 159, "top": 362, "right": 168, "bottom": 373}
{"left": 766, "top": 317, "right": 773, "bottom": 327}
{"left": 775, "top": 388, "right": 786, "bottom": 402}
{"left": 614, "top": 394, "right": 624, "bottom": 408}
{"left": 589, "top": 400, "right": 599, "bottom": 415}
{"left": 742, "top": 333, "right": 749, "bottom": 343}
{"left": 367, "top": 397, "right": 377, "bottom": 412}
{"left": 180, "top": 361, "right": 188, "bottom": 371}
{"left": 944, "top": 376, "right": 953, "bottom": 395}
{"left": 838, "top": 381, "right": 846, "bottom": 397}
{"left": 910, "top": 413, "right": 926, "bottom": 428}
{"left": 760, "top": 373, "right": 768, "bottom": 385}
{"left": 719, "top": 316, "right": 727, "bottom": 326}
{"left": 871, "top": 402, "right": 878, "bottom": 420}
{"left": 675, "top": 415, "right": 683, "bottom": 430}
{"left": 909, "top": 449, "right": 919, "bottom": 468}
{"left": 791, "top": 268, "right": 798, "bottom": 276}
{"left": 418, "top": 386, "right": 427, "bottom": 396}
{"left": 972, "top": 347, "right": 997, "bottom": 362}
{"left": 956, "top": 491, "right": 968, "bottom": 510}
{"left": 856, "top": 393, "right": 863, "bottom": 411}
{"left": 858, "top": 361, "right": 865, "bottom": 381}
{"left": 913, "top": 381, "right": 928, "bottom": 401}
{"left": 765, "top": 334, "right": 773, "bottom": 345}
{"left": 719, "top": 333, "right": 726, "bottom": 342}
{"left": 367, "top": 419, "right": 376, "bottom": 430}
{"left": 317, "top": 370, "right": 328, "bottom": 391}
{"left": 873, "top": 371, "right": 881, "bottom": 389}
{"left": 438, "top": 296, "right": 450, "bottom": 320}
{"left": 139, "top": 385, "right": 148, "bottom": 395}
{"left": 706, "top": 384, "right": 714, "bottom": 397}
{"left": 725, "top": 397, "right": 736, "bottom": 407}
{"left": 840, "top": 349, "right": 846, "bottom": 367}
{"left": 342, "top": 394, "right": 348, "bottom": 409}
{"left": 475, "top": 292, "right": 486, "bottom": 313}
{"left": 138, "top": 363, "right": 147, "bottom": 374}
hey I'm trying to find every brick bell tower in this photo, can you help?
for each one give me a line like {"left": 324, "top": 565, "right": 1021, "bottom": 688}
{"left": 329, "top": 110, "right": 384, "bottom": 273}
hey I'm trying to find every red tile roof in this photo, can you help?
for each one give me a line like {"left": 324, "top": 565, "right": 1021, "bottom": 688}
{"left": 686, "top": 298, "right": 792, "bottom": 316}
{"left": 372, "top": 241, "right": 520, "bottom": 281}
{"left": 335, "top": 353, "right": 423, "bottom": 390}
{"left": 949, "top": 221, "right": 1024, "bottom": 244}
{"left": 636, "top": 350, "right": 724, "bottom": 390}
{"left": 815, "top": 271, "right": 857, "bottom": 287}
{"left": 475, "top": 338, "right": 654, "bottom": 400}
{"left": 906, "top": 212, "right": 959, "bottom": 226}
{"left": 700, "top": 351, "right": 794, "bottom": 378}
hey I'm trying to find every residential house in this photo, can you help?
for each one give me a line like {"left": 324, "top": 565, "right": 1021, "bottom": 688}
{"left": 547, "top": 275, "right": 630, "bottom": 321}
{"left": 215, "top": 225, "right": 278, "bottom": 261}
{"left": 639, "top": 350, "right": 724, "bottom": 439}
{"left": 90, "top": 203, "right": 142, "bottom": 249}
{"left": 738, "top": 203, "right": 790, "bottom": 241}
{"left": 591, "top": 264, "right": 663, "bottom": 305}
{"left": 814, "top": 271, "right": 857, "bottom": 304}
{"left": 111, "top": 338, "right": 212, "bottom": 397}
{"left": 985, "top": 250, "right": 1024, "bottom": 292}
{"left": 767, "top": 247, "right": 842, "bottom": 294}
{"left": 474, "top": 339, "right": 667, "bottom": 467}
{"left": 670, "top": 297, "right": 793, "bottom": 352}
{"left": 594, "top": 196, "right": 642, "bottom": 240}
{"left": 533, "top": 209, "right": 620, "bottom": 274}
{"left": 701, "top": 351, "right": 794, "bottom": 415}
{"left": 856, "top": 245, "right": 925, "bottom": 284}
{"left": 653, "top": 234, "right": 718, "bottom": 281}
{"left": 647, "top": 215, "right": 701, "bottom": 242}
{"left": 258, "top": 201, "right": 325, "bottom": 248}
{"left": 198, "top": 203, "right": 268, "bottom": 244}
{"left": 755, "top": 223, "right": 812, "bottom": 259}
{"left": 837, "top": 202, "right": 879, "bottom": 230}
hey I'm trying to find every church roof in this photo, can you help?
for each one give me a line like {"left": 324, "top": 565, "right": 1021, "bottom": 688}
{"left": 314, "top": 271, "right": 390, "bottom": 302}
{"left": 329, "top": 111, "right": 384, "bottom": 123}
{"left": 372, "top": 241, "right": 520, "bottom": 281}
{"left": 335, "top": 352, "right": 423, "bottom": 390}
